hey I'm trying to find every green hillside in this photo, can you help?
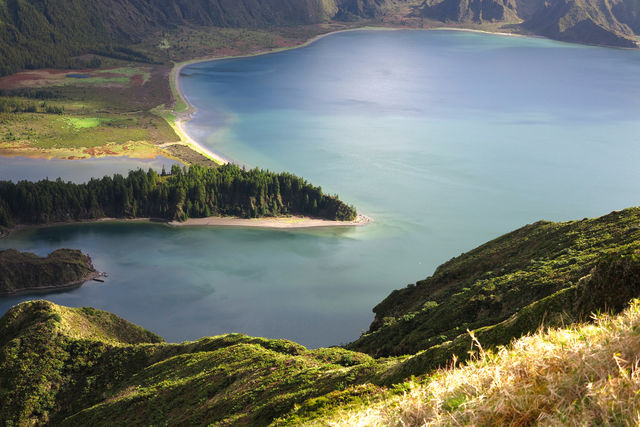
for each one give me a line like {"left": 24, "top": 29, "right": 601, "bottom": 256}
{"left": 0, "top": 300, "right": 393, "bottom": 425}
{"left": 2, "top": 0, "right": 639, "bottom": 77}
{"left": 348, "top": 208, "right": 640, "bottom": 359}
{"left": 299, "top": 300, "right": 640, "bottom": 425}
{"left": 0, "top": 0, "right": 386, "bottom": 76}
{"left": 2, "top": 208, "right": 640, "bottom": 424}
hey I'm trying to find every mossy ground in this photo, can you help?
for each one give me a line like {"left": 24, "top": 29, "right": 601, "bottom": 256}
{"left": 0, "top": 301, "right": 396, "bottom": 426}
{"left": 348, "top": 208, "right": 640, "bottom": 359}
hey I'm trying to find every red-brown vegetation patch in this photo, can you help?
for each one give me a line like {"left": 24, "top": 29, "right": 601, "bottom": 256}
{"left": 83, "top": 147, "right": 119, "bottom": 156}
{"left": 131, "top": 74, "right": 144, "bottom": 87}
{"left": 0, "top": 69, "right": 91, "bottom": 89}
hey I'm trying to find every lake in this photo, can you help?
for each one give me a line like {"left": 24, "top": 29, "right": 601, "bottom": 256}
{"left": 2, "top": 30, "right": 640, "bottom": 347}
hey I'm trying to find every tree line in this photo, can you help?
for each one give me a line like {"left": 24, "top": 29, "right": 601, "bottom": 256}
{"left": 0, "top": 98, "right": 64, "bottom": 114}
{"left": 0, "top": 164, "right": 357, "bottom": 228}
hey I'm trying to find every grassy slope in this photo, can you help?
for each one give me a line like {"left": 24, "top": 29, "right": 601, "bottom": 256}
{"left": 0, "top": 300, "right": 395, "bottom": 426}
{"left": 348, "top": 208, "right": 640, "bottom": 358}
{"left": 0, "top": 300, "right": 164, "bottom": 425}
{"left": 307, "top": 300, "right": 640, "bottom": 425}
{"left": 381, "top": 250, "right": 640, "bottom": 384}
{"left": 0, "top": 0, "right": 387, "bottom": 77}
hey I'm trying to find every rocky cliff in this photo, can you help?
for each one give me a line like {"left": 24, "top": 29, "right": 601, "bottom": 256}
{"left": 419, "top": 0, "right": 640, "bottom": 47}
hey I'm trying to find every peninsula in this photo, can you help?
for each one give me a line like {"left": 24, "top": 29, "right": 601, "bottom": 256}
{"left": 0, "top": 164, "right": 359, "bottom": 231}
{"left": 0, "top": 249, "right": 99, "bottom": 297}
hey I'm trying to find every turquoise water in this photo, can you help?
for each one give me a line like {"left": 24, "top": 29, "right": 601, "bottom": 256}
{"left": 2, "top": 30, "right": 640, "bottom": 347}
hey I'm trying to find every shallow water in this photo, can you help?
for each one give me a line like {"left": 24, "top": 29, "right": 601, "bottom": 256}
{"left": 2, "top": 30, "right": 640, "bottom": 347}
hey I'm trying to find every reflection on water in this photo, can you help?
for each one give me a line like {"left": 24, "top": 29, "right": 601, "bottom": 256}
{"left": 0, "top": 222, "right": 380, "bottom": 346}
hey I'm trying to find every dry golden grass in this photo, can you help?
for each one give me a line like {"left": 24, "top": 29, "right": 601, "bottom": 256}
{"left": 328, "top": 301, "right": 640, "bottom": 426}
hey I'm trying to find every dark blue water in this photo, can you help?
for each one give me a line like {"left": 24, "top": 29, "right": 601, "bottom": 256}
{"left": 2, "top": 30, "right": 640, "bottom": 347}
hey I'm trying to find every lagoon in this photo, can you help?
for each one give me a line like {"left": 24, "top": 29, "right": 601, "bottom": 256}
{"left": 2, "top": 30, "right": 640, "bottom": 347}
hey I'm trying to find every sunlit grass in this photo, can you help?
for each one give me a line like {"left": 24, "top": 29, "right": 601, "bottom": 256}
{"left": 327, "top": 300, "right": 640, "bottom": 426}
{"left": 66, "top": 117, "right": 108, "bottom": 129}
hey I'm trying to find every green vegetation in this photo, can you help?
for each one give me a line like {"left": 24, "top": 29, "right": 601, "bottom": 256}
{"left": 309, "top": 301, "right": 640, "bottom": 425}
{"left": 0, "top": 300, "right": 391, "bottom": 426}
{"left": 0, "top": 249, "right": 97, "bottom": 296}
{"left": 2, "top": 209, "right": 640, "bottom": 424}
{"left": 0, "top": 164, "right": 358, "bottom": 226}
{"left": 348, "top": 208, "right": 640, "bottom": 358}
{"left": 382, "top": 251, "right": 640, "bottom": 382}
{"left": 0, "top": 69, "right": 182, "bottom": 161}
{"left": 0, "top": 0, "right": 384, "bottom": 77}
{"left": 0, "top": 109, "right": 167, "bottom": 152}
{"left": 0, "top": 97, "right": 63, "bottom": 114}
{"left": 159, "top": 27, "right": 287, "bottom": 65}
{"left": 66, "top": 117, "right": 110, "bottom": 129}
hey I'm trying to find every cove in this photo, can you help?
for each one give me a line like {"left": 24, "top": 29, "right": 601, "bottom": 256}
{"left": 2, "top": 30, "right": 640, "bottom": 347}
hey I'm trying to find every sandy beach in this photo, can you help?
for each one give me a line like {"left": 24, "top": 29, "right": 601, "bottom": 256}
{"left": 167, "top": 62, "right": 231, "bottom": 165}
{"left": 167, "top": 25, "right": 531, "bottom": 160}
{"left": 169, "top": 214, "right": 372, "bottom": 229}
{"left": 165, "top": 25, "right": 530, "bottom": 232}
{"left": 172, "top": 119, "right": 231, "bottom": 165}
{"left": 0, "top": 215, "right": 373, "bottom": 238}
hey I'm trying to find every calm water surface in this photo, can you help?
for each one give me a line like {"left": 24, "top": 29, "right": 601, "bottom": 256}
{"left": 0, "top": 156, "right": 179, "bottom": 182}
{"left": 2, "top": 30, "right": 640, "bottom": 347}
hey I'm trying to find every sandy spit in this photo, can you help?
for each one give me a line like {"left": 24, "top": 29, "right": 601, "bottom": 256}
{"left": 168, "top": 214, "right": 373, "bottom": 229}
{"left": 0, "top": 215, "right": 373, "bottom": 239}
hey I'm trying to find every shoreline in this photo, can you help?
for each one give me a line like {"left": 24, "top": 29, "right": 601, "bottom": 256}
{"left": 0, "top": 214, "right": 373, "bottom": 238}
{"left": 167, "top": 25, "right": 538, "bottom": 164}
{"left": 167, "top": 60, "right": 232, "bottom": 165}
{"left": 167, "top": 116, "right": 231, "bottom": 165}
{"left": 0, "top": 270, "right": 101, "bottom": 297}
{"left": 169, "top": 214, "right": 372, "bottom": 229}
